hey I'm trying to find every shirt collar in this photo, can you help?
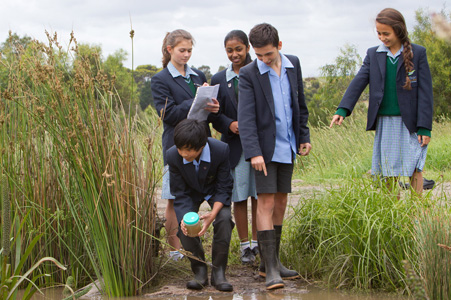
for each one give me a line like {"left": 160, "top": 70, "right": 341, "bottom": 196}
{"left": 167, "top": 62, "right": 199, "bottom": 79}
{"left": 376, "top": 44, "right": 404, "bottom": 59}
{"left": 226, "top": 64, "right": 238, "bottom": 82}
{"left": 183, "top": 142, "right": 210, "bottom": 165}
{"left": 257, "top": 52, "right": 294, "bottom": 75}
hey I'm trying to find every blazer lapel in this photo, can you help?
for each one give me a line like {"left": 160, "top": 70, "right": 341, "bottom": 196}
{"left": 396, "top": 54, "right": 405, "bottom": 74}
{"left": 226, "top": 79, "right": 238, "bottom": 110}
{"left": 255, "top": 66, "right": 275, "bottom": 117}
{"left": 182, "top": 162, "right": 201, "bottom": 191}
{"left": 286, "top": 67, "right": 298, "bottom": 105}
{"left": 197, "top": 161, "right": 210, "bottom": 189}
{"left": 376, "top": 51, "right": 387, "bottom": 83}
{"left": 174, "top": 76, "right": 194, "bottom": 97}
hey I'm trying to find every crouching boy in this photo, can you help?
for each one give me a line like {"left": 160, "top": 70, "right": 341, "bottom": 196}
{"left": 166, "top": 119, "right": 235, "bottom": 292}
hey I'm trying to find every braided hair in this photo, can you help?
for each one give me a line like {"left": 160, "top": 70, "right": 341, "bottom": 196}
{"left": 376, "top": 8, "right": 414, "bottom": 90}
{"left": 161, "top": 29, "right": 194, "bottom": 68}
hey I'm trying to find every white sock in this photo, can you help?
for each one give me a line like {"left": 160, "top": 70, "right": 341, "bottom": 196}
{"left": 169, "top": 250, "right": 184, "bottom": 261}
{"left": 240, "top": 241, "right": 250, "bottom": 253}
{"left": 251, "top": 240, "right": 258, "bottom": 250}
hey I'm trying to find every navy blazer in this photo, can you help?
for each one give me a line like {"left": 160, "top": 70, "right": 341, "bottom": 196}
{"left": 166, "top": 138, "right": 233, "bottom": 223}
{"left": 151, "top": 67, "right": 208, "bottom": 164}
{"left": 237, "top": 54, "right": 310, "bottom": 163}
{"left": 338, "top": 43, "right": 433, "bottom": 133}
{"left": 210, "top": 69, "right": 242, "bottom": 168}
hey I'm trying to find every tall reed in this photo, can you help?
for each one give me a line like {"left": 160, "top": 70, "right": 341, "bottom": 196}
{"left": 0, "top": 31, "right": 160, "bottom": 296}
{"left": 285, "top": 179, "right": 421, "bottom": 291}
{"left": 413, "top": 197, "right": 451, "bottom": 299}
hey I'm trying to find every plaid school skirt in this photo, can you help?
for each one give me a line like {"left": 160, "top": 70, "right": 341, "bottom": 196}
{"left": 371, "top": 116, "right": 428, "bottom": 177}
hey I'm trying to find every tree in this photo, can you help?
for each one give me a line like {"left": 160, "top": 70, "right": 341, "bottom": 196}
{"left": 134, "top": 64, "right": 161, "bottom": 110}
{"left": 411, "top": 8, "right": 451, "bottom": 118}
{"left": 0, "top": 31, "right": 32, "bottom": 57}
{"left": 0, "top": 32, "right": 33, "bottom": 89}
{"left": 103, "top": 49, "right": 139, "bottom": 113}
{"left": 307, "top": 44, "right": 366, "bottom": 127}
{"left": 217, "top": 65, "right": 227, "bottom": 73}
{"left": 196, "top": 65, "right": 212, "bottom": 83}
{"left": 74, "top": 43, "right": 103, "bottom": 77}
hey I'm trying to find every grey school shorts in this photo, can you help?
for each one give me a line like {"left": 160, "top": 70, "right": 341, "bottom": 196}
{"left": 255, "top": 162, "right": 294, "bottom": 194}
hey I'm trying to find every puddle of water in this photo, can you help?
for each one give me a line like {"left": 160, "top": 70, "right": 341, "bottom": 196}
{"left": 27, "top": 287, "right": 407, "bottom": 300}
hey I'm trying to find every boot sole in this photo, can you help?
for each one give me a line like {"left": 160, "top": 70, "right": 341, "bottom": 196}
{"left": 259, "top": 271, "right": 300, "bottom": 280}
{"left": 266, "top": 282, "right": 285, "bottom": 290}
{"left": 186, "top": 280, "right": 208, "bottom": 290}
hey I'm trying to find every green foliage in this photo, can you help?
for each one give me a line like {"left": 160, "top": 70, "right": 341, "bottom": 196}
{"left": 1, "top": 174, "right": 66, "bottom": 300}
{"left": 103, "top": 49, "right": 140, "bottom": 114}
{"left": 134, "top": 64, "right": 161, "bottom": 110}
{"left": 285, "top": 179, "right": 423, "bottom": 291}
{"left": 0, "top": 30, "right": 161, "bottom": 297}
{"left": 411, "top": 9, "right": 451, "bottom": 118}
{"left": 294, "top": 110, "right": 373, "bottom": 182}
{"left": 306, "top": 44, "right": 367, "bottom": 127}
{"left": 196, "top": 65, "right": 212, "bottom": 83}
{"left": 217, "top": 65, "right": 227, "bottom": 73}
{"left": 413, "top": 202, "right": 451, "bottom": 300}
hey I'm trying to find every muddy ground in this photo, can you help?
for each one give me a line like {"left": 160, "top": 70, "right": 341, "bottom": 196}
{"left": 147, "top": 179, "right": 451, "bottom": 297}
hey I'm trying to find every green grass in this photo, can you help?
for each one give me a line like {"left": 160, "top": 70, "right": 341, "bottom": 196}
{"left": 285, "top": 113, "right": 451, "bottom": 297}
{"left": 284, "top": 179, "right": 420, "bottom": 291}
{"left": 294, "top": 109, "right": 451, "bottom": 183}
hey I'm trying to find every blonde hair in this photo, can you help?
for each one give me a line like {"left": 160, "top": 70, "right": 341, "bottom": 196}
{"left": 161, "top": 29, "right": 194, "bottom": 68}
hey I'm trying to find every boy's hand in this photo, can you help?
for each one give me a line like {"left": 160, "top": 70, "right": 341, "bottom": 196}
{"left": 198, "top": 212, "right": 216, "bottom": 236}
{"left": 329, "top": 114, "right": 344, "bottom": 128}
{"left": 205, "top": 98, "right": 220, "bottom": 113}
{"left": 251, "top": 156, "right": 267, "bottom": 176}
{"left": 180, "top": 221, "right": 188, "bottom": 236}
{"left": 299, "top": 143, "right": 312, "bottom": 156}
{"left": 229, "top": 121, "right": 239, "bottom": 134}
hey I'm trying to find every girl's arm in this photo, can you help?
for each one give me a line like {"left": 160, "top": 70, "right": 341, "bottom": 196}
{"left": 330, "top": 50, "right": 371, "bottom": 127}
{"left": 151, "top": 75, "right": 194, "bottom": 127}
{"left": 416, "top": 47, "right": 433, "bottom": 133}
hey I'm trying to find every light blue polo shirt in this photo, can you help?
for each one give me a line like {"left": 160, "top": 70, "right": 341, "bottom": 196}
{"left": 257, "top": 53, "right": 296, "bottom": 163}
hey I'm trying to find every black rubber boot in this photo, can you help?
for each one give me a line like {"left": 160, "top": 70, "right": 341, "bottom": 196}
{"left": 257, "top": 230, "right": 284, "bottom": 290}
{"left": 211, "top": 243, "right": 233, "bottom": 292}
{"left": 259, "top": 225, "right": 300, "bottom": 279}
{"left": 178, "top": 232, "right": 208, "bottom": 290}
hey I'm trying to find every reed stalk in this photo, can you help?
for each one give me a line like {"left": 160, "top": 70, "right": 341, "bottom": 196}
{"left": 0, "top": 30, "right": 161, "bottom": 296}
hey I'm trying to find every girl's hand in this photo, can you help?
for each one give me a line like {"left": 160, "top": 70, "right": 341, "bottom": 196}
{"left": 418, "top": 135, "right": 431, "bottom": 147}
{"left": 229, "top": 121, "right": 239, "bottom": 134}
{"left": 329, "top": 115, "right": 344, "bottom": 128}
{"left": 180, "top": 221, "right": 188, "bottom": 236}
{"left": 205, "top": 98, "right": 220, "bottom": 113}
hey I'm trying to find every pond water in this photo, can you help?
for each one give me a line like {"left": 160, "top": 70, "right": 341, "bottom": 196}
{"left": 28, "top": 287, "right": 407, "bottom": 300}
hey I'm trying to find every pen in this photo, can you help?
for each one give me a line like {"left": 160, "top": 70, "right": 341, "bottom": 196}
{"left": 194, "top": 83, "right": 203, "bottom": 87}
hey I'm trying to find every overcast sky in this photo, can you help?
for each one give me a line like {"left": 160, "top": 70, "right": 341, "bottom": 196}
{"left": 2, "top": 0, "right": 449, "bottom": 77}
